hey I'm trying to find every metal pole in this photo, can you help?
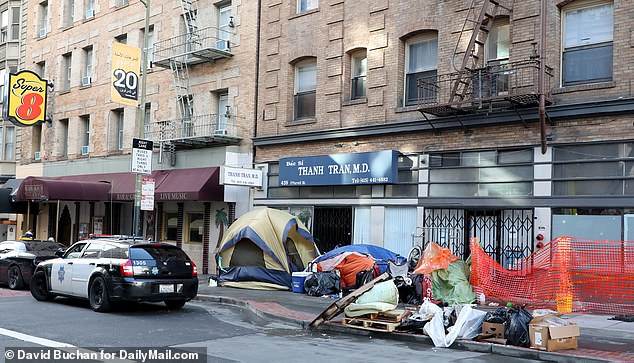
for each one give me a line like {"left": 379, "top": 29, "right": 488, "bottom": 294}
{"left": 133, "top": 0, "right": 151, "bottom": 237}
{"left": 539, "top": 0, "right": 547, "bottom": 154}
{"left": 55, "top": 200, "right": 60, "bottom": 240}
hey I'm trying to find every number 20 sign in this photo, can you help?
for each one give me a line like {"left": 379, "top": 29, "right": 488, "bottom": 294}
{"left": 111, "top": 42, "right": 141, "bottom": 107}
{"left": 5, "top": 70, "right": 48, "bottom": 127}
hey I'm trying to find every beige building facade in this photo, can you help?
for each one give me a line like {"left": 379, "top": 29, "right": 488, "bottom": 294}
{"left": 253, "top": 0, "right": 634, "bottom": 266}
{"left": 12, "top": 0, "right": 258, "bottom": 273}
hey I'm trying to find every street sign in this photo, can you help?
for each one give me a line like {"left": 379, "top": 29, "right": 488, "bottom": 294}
{"left": 141, "top": 177, "right": 155, "bottom": 211}
{"left": 131, "top": 138, "right": 153, "bottom": 174}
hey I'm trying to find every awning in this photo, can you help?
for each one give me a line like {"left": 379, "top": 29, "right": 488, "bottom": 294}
{"left": 16, "top": 177, "right": 111, "bottom": 201}
{"left": 14, "top": 167, "right": 223, "bottom": 202}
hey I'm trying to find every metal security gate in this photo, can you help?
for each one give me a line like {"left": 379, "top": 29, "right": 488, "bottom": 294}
{"left": 422, "top": 208, "right": 534, "bottom": 268}
{"left": 313, "top": 207, "right": 352, "bottom": 253}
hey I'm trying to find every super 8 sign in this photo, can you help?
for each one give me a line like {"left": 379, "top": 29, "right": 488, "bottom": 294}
{"left": 5, "top": 70, "right": 48, "bottom": 127}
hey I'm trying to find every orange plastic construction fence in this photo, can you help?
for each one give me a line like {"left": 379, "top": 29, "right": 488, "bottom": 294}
{"left": 470, "top": 236, "right": 634, "bottom": 315}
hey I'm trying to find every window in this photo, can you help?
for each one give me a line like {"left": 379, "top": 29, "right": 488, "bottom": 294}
{"left": 60, "top": 119, "right": 69, "bottom": 157}
{"left": 163, "top": 212, "right": 178, "bottom": 241}
{"left": 298, "top": 0, "right": 318, "bottom": 13}
{"left": 0, "top": 69, "right": 5, "bottom": 101}
{"left": 294, "top": 59, "right": 316, "bottom": 120}
{"left": 80, "top": 115, "right": 90, "bottom": 153}
{"left": 187, "top": 213, "right": 204, "bottom": 243}
{"left": 141, "top": 25, "right": 154, "bottom": 68}
{"left": 143, "top": 103, "right": 151, "bottom": 137}
{"left": 10, "top": 7, "right": 18, "bottom": 41}
{"left": 81, "top": 242, "right": 103, "bottom": 259}
{"left": 218, "top": 5, "right": 231, "bottom": 46}
{"left": 64, "top": 0, "right": 74, "bottom": 27}
{"left": 39, "top": 2, "right": 48, "bottom": 35}
{"left": 405, "top": 34, "right": 438, "bottom": 106}
{"left": 83, "top": 46, "right": 93, "bottom": 80}
{"left": 85, "top": 0, "right": 95, "bottom": 18}
{"left": 3, "top": 126, "right": 14, "bottom": 160}
{"left": 32, "top": 124, "right": 42, "bottom": 156}
{"left": 485, "top": 20, "right": 510, "bottom": 96}
{"left": 1, "top": 11, "right": 7, "bottom": 43}
{"left": 217, "top": 92, "right": 228, "bottom": 132}
{"left": 115, "top": 34, "right": 127, "bottom": 44}
{"left": 115, "top": 109, "right": 124, "bottom": 150}
{"left": 62, "top": 52, "right": 72, "bottom": 91}
{"left": 351, "top": 50, "right": 367, "bottom": 100}
{"left": 36, "top": 61, "right": 46, "bottom": 78}
{"left": 562, "top": 2, "right": 613, "bottom": 86}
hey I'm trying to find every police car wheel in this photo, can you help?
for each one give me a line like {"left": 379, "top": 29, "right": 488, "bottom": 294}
{"left": 30, "top": 271, "right": 55, "bottom": 301}
{"left": 89, "top": 277, "right": 112, "bottom": 313}
{"left": 164, "top": 299, "right": 187, "bottom": 310}
{"left": 8, "top": 265, "right": 24, "bottom": 290}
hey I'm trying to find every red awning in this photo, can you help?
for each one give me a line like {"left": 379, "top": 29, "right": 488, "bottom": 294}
{"left": 15, "top": 167, "right": 223, "bottom": 202}
{"left": 16, "top": 177, "right": 111, "bottom": 201}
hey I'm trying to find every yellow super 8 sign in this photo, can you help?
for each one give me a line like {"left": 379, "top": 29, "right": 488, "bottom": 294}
{"left": 5, "top": 70, "right": 49, "bottom": 127}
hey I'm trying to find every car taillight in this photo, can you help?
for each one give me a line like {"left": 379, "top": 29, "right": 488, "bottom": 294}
{"left": 120, "top": 260, "right": 134, "bottom": 277}
{"left": 191, "top": 261, "right": 198, "bottom": 277}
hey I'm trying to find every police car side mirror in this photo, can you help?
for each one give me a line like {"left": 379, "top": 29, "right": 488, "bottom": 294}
{"left": 55, "top": 248, "right": 66, "bottom": 258}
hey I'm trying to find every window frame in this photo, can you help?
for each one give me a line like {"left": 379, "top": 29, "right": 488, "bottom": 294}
{"left": 561, "top": 2, "right": 613, "bottom": 87}
{"left": 162, "top": 211, "right": 178, "bottom": 242}
{"left": 404, "top": 33, "right": 438, "bottom": 107}
{"left": 62, "top": 52, "right": 72, "bottom": 91}
{"left": 350, "top": 50, "right": 367, "bottom": 100}
{"left": 297, "top": 0, "right": 318, "bottom": 14}
{"left": 116, "top": 110, "right": 124, "bottom": 150}
{"left": 293, "top": 58, "right": 317, "bottom": 120}
{"left": 186, "top": 212, "right": 204, "bottom": 244}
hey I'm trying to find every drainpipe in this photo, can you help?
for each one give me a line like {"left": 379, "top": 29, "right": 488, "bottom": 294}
{"left": 252, "top": 0, "right": 262, "bottom": 163}
{"left": 539, "top": 0, "right": 547, "bottom": 154}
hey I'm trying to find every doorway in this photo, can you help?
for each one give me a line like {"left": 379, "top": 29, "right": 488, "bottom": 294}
{"left": 312, "top": 207, "right": 352, "bottom": 253}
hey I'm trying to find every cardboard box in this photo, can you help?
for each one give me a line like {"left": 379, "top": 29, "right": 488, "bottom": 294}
{"left": 529, "top": 316, "right": 580, "bottom": 352}
{"left": 482, "top": 322, "right": 506, "bottom": 339}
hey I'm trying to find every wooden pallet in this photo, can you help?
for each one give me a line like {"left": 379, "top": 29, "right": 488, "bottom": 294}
{"left": 342, "top": 317, "right": 401, "bottom": 332}
{"left": 364, "top": 309, "right": 411, "bottom": 323}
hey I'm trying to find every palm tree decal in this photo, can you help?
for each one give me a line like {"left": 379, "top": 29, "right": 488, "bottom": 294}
{"left": 214, "top": 208, "right": 228, "bottom": 273}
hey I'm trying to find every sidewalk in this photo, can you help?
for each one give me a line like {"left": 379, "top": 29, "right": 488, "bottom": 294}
{"left": 194, "top": 276, "right": 634, "bottom": 363}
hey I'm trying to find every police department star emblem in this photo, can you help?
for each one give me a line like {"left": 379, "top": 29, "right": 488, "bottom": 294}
{"left": 58, "top": 266, "right": 65, "bottom": 283}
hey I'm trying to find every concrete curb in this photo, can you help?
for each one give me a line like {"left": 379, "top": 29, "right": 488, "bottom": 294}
{"left": 194, "top": 295, "right": 610, "bottom": 362}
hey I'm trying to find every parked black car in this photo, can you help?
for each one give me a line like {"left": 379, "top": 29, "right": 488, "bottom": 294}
{"left": 0, "top": 240, "right": 66, "bottom": 290}
{"left": 30, "top": 238, "right": 199, "bottom": 312}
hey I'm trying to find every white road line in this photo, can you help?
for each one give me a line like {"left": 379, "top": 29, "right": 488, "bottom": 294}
{"left": 0, "top": 327, "right": 75, "bottom": 348}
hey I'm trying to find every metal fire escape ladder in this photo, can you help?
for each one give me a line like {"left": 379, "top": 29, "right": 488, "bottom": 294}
{"left": 449, "top": 0, "right": 511, "bottom": 106}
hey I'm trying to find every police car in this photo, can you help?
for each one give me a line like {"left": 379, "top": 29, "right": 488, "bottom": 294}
{"left": 29, "top": 238, "right": 198, "bottom": 312}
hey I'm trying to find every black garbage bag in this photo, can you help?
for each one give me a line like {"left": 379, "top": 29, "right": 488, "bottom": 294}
{"left": 304, "top": 271, "right": 341, "bottom": 296}
{"left": 505, "top": 306, "right": 533, "bottom": 347}
{"left": 484, "top": 307, "right": 509, "bottom": 324}
{"left": 398, "top": 319, "right": 427, "bottom": 333}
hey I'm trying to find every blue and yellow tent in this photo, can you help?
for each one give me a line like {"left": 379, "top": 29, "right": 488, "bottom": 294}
{"left": 217, "top": 208, "right": 318, "bottom": 290}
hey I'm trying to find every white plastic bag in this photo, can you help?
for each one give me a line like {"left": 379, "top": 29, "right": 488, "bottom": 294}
{"left": 424, "top": 304, "right": 487, "bottom": 347}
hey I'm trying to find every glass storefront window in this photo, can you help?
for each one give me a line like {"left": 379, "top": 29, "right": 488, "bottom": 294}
{"left": 163, "top": 212, "right": 178, "bottom": 241}
{"left": 187, "top": 213, "right": 204, "bottom": 243}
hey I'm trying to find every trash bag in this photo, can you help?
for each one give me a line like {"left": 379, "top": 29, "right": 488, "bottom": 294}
{"left": 414, "top": 242, "right": 460, "bottom": 275}
{"left": 344, "top": 280, "right": 399, "bottom": 317}
{"left": 424, "top": 304, "right": 486, "bottom": 347}
{"left": 399, "top": 318, "right": 427, "bottom": 333}
{"left": 505, "top": 306, "right": 533, "bottom": 347}
{"left": 354, "top": 268, "right": 375, "bottom": 289}
{"left": 431, "top": 260, "right": 476, "bottom": 305}
{"left": 304, "top": 271, "right": 341, "bottom": 296}
{"left": 484, "top": 307, "right": 509, "bottom": 324}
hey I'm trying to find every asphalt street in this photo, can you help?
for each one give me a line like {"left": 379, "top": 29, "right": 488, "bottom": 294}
{"left": 0, "top": 288, "right": 547, "bottom": 363}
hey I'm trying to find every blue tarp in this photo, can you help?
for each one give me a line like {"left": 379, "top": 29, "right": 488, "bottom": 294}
{"left": 313, "top": 244, "right": 407, "bottom": 273}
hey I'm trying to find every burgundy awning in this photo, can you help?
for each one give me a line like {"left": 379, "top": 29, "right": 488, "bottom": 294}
{"left": 15, "top": 167, "right": 223, "bottom": 202}
{"left": 16, "top": 177, "right": 111, "bottom": 201}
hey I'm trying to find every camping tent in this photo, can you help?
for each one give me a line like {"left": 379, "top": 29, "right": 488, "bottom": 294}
{"left": 217, "top": 208, "right": 318, "bottom": 290}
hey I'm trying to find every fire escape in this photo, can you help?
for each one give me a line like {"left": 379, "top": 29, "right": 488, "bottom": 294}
{"left": 418, "top": 0, "right": 552, "bottom": 130}
{"left": 149, "top": 0, "right": 240, "bottom": 164}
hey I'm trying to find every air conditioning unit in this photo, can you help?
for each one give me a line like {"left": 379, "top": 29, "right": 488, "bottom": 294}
{"left": 81, "top": 145, "right": 89, "bottom": 155}
{"left": 34, "top": 151, "right": 42, "bottom": 160}
{"left": 39, "top": 28, "right": 46, "bottom": 38}
{"left": 81, "top": 76, "right": 91, "bottom": 86}
{"left": 85, "top": 9, "right": 94, "bottom": 19}
{"left": 119, "top": 0, "right": 129, "bottom": 6}
{"left": 214, "top": 129, "right": 227, "bottom": 136}
{"left": 216, "top": 40, "right": 230, "bottom": 51}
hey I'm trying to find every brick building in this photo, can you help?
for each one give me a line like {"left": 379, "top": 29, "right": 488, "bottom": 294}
{"left": 11, "top": 0, "right": 258, "bottom": 272}
{"left": 253, "top": 0, "right": 634, "bottom": 266}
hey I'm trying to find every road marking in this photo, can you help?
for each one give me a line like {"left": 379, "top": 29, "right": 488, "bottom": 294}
{"left": 0, "top": 327, "right": 75, "bottom": 347}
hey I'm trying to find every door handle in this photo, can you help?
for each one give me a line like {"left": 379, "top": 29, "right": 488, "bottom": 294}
{"left": 89, "top": 263, "right": 95, "bottom": 266}
{"left": 68, "top": 262, "right": 73, "bottom": 265}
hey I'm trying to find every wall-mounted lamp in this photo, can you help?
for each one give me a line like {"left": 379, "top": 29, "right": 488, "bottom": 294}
{"left": 224, "top": 105, "right": 231, "bottom": 118}
{"left": 47, "top": 81, "right": 55, "bottom": 90}
{"left": 228, "top": 16, "right": 234, "bottom": 28}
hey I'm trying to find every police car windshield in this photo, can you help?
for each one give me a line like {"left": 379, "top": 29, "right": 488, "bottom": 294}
{"left": 129, "top": 246, "right": 189, "bottom": 260}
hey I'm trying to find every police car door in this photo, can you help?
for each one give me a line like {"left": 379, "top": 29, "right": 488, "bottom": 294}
{"left": 72, "top": 242, "right": 104, "bottom": 297}
{"left": 50, "top": 242, "right": 88, "bottom": 294}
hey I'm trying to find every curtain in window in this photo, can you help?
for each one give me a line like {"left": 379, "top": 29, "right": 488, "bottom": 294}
{"left": 408, "top": 39, "right": 437, "bottom": 73}
{"left": 297, "top": 63, "right": 316, "bottom": 92}
{"left": 353, "top": 207, "right": 371, "bottom": 244}
{"left": 564, "top": 4, "right": 613, "bottom": 48}
{"left": 383, "top": 207, "right": 417, "bottom": 257}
